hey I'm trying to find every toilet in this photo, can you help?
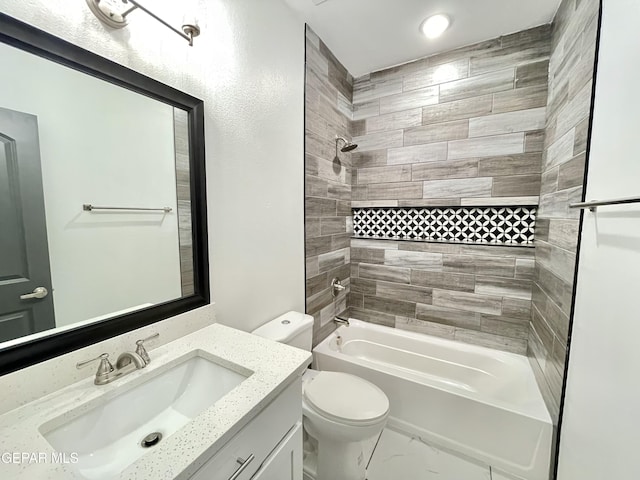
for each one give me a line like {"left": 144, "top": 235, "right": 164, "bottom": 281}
{"left": 252, "top": 311, "right": 389, "bottom": 480}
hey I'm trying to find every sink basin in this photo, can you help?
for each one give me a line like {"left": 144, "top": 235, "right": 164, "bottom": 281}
{"left": 40, "top": 352, "right": 251, "bottom": 480}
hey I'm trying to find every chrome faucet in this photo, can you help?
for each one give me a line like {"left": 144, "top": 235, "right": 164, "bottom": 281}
{"left": 76, "top": 333, "right": 158, "bottom": 385}
{"left": 334, "top": 316, "right": 350, "bottom": 327}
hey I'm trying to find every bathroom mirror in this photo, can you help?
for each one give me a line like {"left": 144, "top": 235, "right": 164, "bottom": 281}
{"left": 0, "top": 13, "right": 209, "bottom": 375}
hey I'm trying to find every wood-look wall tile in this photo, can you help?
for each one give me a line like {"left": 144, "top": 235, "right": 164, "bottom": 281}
{"left": 306, "top": 288, "right": 334, "bottom": 315}
{"left": 352, "top": 100, "right": 380, "bottom": 120}
{"left": 573, "top": 117, "right": 589, "bottom": 155}
{"left": 350, "top": 119, "right": 366, "bottom": 137}
{"left": 416, "top": 303, "right": 481, "bottom": 330}
{"left": 305, "top": 218, "right": 321, "bottom": 238}
{"left": 387, "top": 143, "right": 448, "bottom": 165}
{"left": 384, "top": 250, "right": 443, "bottom": 269}
{"left": 460, "top": 196, "right": 539, "bottom": 206}
{"left": 351, "top": 277, "right": 377, "bottom": 295}
{"left": 399, "top": 242, "right": 462, "bottom": 254}
{"left": 428, "top": 38, "right": 501, "bottom": 67}
{"left": 411, "top": 270, "right": 475, "bottom": 292}
{"left": 395, "top": 316, "right": 456, "bottom": 339}
{"left": 403, "top": 58, "right": 469, "bottom": 92}
{"left": 448, "top": 133, "right": 524, "bottom": 160}
{"left": 327, "top": 182, "right": 351, "bottom": 201}
{"left": 331, "top": 232, "right": 352, "bottom": 250}
{"left": 502, "top": 297, "right": 532, "bottom": 320}
{"left": 422, "top": 94, "right": 493, "bottom": 125}
{"left": 501, "top": 24, "right": 551, "bottom": 49}
{"left": 442, "top": 254, "right": 476, "bottom": 274}
{"left": 470, "top": 43, "right": 550, "bottom": 76}
{"left": 379, "top": 86, "right": 439, "bottom": 115}
{"left": 358, "top": 165, "right": 412, "bottom": 184}
{"left": 318, "top": 248, "right": 349, "bottom": 273}
{"left": 376, "top": 281, "right": 433, "bottom": 304}
{"left": 536, "top": 240, "right": 577, "bottom": 284}
{"left": 554, "top": 81, "right": 592, "bottom": 141}
{"left": 492, "top": 84, "right": 548, "bottom": 114}
{"left": 547, "top": 219, "right": 579, "bottom": 252}
{"left": 515, "top": 60, "right": 550, "bottom": 88}
{"left": 423, "top": 177, "right": 493, "bottom": 198}
{"left": 473, "top": 256, "right": 517, "bottom": 277}
{"left": 540, "top": 167, "right": 559, "bottom": 196}
{"left": 405, "top": 120, "right": 470, "bottom": 146}
{"left": 412, "top": 159, "right": 479, "bottom": 181}
{"left": 353, "top": 77, "right": 403, "bottom": 104}
{"left": 306, "top": 236, "right": 333, "bottom": 257}
{"left": 454, "top": 328, "right": 527, "bottom": 354}
{"left": 534, "top": 264, "right": 573, "bottom": 316}
{"left": 365, "top": 108, "right": 422, "bottom": 133}
{"left": 460, "top": 244, "right": 535, "bottom": 258}
{"left": 306, "top": 272, "right": 328, "bottom": 297}
{"left": 359, "top": 263, "right": 411, "bottom": 284}
{"left": 440, "top": 68, "right": 515, "bottom": 103}
{"left": 515, "top": 258, "right": 536, "bottom": 279}
{"left": 352, "top": 150, "right": 388, "bottom": 168}
{"left": 367, "top": 182, "right": 423, "bottom": 200}
{"left": 468, "top": 107, "right": 546, "bottom": 137}
{"left": 363, "top": 295, "right": 417, "bottom": 318}
{"left": 545, "top": 128, "right": 575, "bottom": 169}
{"left": 525, "top": 130, "right": 546, "bottom": 152}
{"left": 480, "top": 317, "right": 529, "bottom": 339}
{"left": 475, "top": 275, "right": 532, "bottom": 300}
{"left": 306, "top": 174, "right": 328, "bottom": 197}
{"left": 351, "top": 247, "right": 385, "bottom": 264}
{"left": 557, "top": 152, "right": 586, "bottom": 190}
{"left": 352, "top": 200, "right": 399, "bottom": 208}
{"left": 349, "top": 307, "right": 396, "bottom": 328}
{"left": 492, "top": 174, "right": 542, "bottom": 197}
{"left": 432, "top": 289, "right": 502, "bottom": 315}
{"left": 347, "top": 292, "right": 364, "bottom": 309}
{"left": 477, "top": 153, "right": 542, "bottom": 176}
{"left": 306, "top": 256, "right": 319, "bottom": 279}
{"left": 320, "top": 217, "right": 347, "bottom": 236}
{"left": 353, "top": 129, "right": 404, "bottom": 152}
{"left": 306, "top": 197, "right": 337, "bottom": 217}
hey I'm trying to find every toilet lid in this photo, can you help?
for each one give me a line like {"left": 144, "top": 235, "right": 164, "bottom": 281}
{"left": 303, "top": 371, "right": 389, "bottom": 426}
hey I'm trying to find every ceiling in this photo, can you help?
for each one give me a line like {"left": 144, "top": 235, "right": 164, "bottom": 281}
{"left": 284, "top": 0, "right": 562, "bottom": 77}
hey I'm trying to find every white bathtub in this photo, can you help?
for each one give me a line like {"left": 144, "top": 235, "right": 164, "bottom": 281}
{"left": 313, "top": 319, "right": 552, "bottom": 480}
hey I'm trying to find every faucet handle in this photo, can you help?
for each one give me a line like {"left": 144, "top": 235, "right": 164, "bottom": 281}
{"left": 76, "top": 353, "right": 115, "bottom": 376}
{"left": 135, "top": 333, "right": 159, "bottom": 364}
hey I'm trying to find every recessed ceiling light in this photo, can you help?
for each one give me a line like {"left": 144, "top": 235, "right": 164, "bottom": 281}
{"left": 420, "top": 14, "right": 451, "bottom": 39}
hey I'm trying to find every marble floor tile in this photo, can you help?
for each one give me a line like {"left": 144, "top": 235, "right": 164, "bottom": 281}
{"left": 366, "top": 428, "right": 491, "bottom": 480}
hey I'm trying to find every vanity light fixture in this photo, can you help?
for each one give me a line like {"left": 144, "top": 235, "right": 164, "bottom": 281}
{"left": 420, "top": 14, "right": 451, "bottom": 39}
{"left": 86, "top": 0, "right": 201, "bottom": 46}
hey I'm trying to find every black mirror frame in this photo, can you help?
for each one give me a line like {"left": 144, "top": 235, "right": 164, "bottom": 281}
{"left": 0, "top": 13, "right": 209, "bottom": 376}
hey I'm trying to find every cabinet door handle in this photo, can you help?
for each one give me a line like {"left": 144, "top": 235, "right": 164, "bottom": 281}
{"left": 228, "top": 454, "right": 255, "bottom": 480}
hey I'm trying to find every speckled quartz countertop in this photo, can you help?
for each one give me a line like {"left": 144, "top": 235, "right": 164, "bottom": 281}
{"left": 0, "top": 323, "right": 312, "bottom": 479}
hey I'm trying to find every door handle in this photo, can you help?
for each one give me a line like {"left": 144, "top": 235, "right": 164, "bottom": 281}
{"left": 228, "top": 454, "right": 255, "bottom": 480}
{"left": 20, "top": 287, "right": 48, "bottom": 300}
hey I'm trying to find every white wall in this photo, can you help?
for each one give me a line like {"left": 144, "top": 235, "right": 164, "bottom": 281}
{"left": 557, "top": 1, "right": 640, "bottom": 478}
{"left": 0, "top": 0, "right": 305, "bottom": 333}
{"left": 0, "top": 42, "right": 181, "bottom": 327}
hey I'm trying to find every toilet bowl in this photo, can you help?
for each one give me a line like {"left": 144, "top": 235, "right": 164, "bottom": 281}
{"left": 252, "top": 312, "right": 390, "bottom": 480}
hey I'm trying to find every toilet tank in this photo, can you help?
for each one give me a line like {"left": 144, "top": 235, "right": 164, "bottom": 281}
{"left": 252, "top": 311, "right": 314, "bottom": 351}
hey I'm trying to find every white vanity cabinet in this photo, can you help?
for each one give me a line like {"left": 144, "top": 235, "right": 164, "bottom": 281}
{"left": 189, "top": 378, "right": 303, "bottom": 480}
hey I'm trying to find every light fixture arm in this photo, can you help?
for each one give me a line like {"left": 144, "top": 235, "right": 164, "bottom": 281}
{"left": 123, "top": 0, "right": 199, "bottom": 46}
{"left": 86, "top": 0, "right": 200, "bottom": 47}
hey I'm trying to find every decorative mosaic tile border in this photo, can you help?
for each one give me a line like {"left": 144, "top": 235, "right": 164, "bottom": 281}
{"left": 352, "top": 206, "right": 536, "bottom": 245}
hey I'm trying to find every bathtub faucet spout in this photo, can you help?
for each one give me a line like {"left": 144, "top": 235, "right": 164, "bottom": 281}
{"left": 334, "top": 316, "right": 350, "bottom": 327}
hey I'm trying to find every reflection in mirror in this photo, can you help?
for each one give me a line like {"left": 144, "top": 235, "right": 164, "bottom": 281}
{"left": 0, "top": 40, "right": 194, "bottom": 348}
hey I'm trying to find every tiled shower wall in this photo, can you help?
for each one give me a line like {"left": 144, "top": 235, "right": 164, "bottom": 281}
{"left": 304, "top": 26, "right": 353, "bottom": 345}
{"left": 528, "top": 0, "right": 600, "bottom": 422}
{"left": 347, "top": 27, "right": 551, "bottom": 354}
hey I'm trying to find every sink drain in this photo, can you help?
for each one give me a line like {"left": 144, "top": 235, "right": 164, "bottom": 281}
{"left": 140, "top": 432, "right": 163, "bottom": 448}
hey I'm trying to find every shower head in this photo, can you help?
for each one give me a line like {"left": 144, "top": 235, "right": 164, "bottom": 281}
{"left": 335, "top": 136, "right": 358, "bottom": 154}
